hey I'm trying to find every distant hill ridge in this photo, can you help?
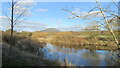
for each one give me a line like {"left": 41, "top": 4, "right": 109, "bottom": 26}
{"left": 41, "top": 28, "right": 60, "bottom": 32}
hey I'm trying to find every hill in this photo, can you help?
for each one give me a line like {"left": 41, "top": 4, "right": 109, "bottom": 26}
{"left": 41, "top": 28, "right": 60, "bottom": 32}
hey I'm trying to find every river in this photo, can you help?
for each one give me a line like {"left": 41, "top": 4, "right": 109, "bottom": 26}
{"left": 42, "top": 43, "right": 119, "bottom": 66}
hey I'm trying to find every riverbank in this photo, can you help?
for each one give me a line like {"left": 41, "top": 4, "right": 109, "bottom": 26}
{"left": 2, "top": 34, "right": 61, "bottom": 66}
{"left": 47, "top": 35, "right": 118, "bottom": 51}
{"left": 2, "top": 43, "right": 60, "bottom": 66}
{"left": 2, "top": 32, "right": 78, "bottom": 66}
{"left": 49, "top": 42, "right": 118, "bottom": 51}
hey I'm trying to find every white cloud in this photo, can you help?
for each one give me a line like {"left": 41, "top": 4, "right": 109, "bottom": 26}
{"left": 0, "top": 16, "right": 11, "bottom": 24}
{"left": 12, "top": 6, "right": 32, "bottom": 16}
{"left": 56, "top": 25, "right": 83, "bottom": 31}
{"left": 8, "top": 0, "right": 36, "bottom": 17}
{"left": 0, "top": 16, "right": 11, "bottom": 30}
{"left": 79, "top": 11, "right": 103, "bottom": 18}
{"left": 0, "top": 16, "right": 9, "bottom": 20}
{"left": 73, "top": 10, "right": 103, "bottom": 18}
{"left": 85, "top": 11, "right": 103, "bottom": 18}
{"left": 14, "top": 6, "right": 28, "bottom": 11}
{"left": 36, "top": 9, "right": 48, "bottom": 12}
{"left": 16, "top": 0, "right": 36, "bottom": 6}
{"left": 0, "top": 16, "right": 47, "bottom": 31}
{"left": 14, "top": 21, "right": 47, "bottom": 31}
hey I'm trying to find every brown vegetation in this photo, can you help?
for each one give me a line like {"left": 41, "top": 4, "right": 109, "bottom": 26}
{"left": 49, "top": 31, "right": 119, "bottom": 50}
{"left": 2, "top": 31, "right": 60, "bottom": 66}
{"left": 2, "top": 29, "right": 119, "bottom": 66}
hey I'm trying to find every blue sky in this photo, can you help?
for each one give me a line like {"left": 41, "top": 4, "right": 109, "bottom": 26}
{"left": 0, "top": 2, "right": 118, "bottom": 31}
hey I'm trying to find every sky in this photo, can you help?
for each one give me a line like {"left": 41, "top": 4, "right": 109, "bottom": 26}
{"left": 0, "top": 1, "right": 119, "bottom": 32}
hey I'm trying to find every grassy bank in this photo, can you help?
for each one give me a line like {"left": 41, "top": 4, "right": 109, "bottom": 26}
{"left": 2, "top": 33, "right": 61, "bottom": 66}
{"left": 2, "top": 43, "right": 60, "bottom": 66}
{"left": 48, "top": 31, "right": 119, "bottom": 50}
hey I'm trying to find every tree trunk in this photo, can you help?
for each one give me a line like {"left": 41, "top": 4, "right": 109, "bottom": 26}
{"left": 9, "top": 0, "right": 14, "bottom": 55}
{"left": 11, "top": 0, "right": 14, "bottom": 36}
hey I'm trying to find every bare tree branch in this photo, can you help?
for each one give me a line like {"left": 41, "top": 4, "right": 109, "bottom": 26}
{"left": 85, "top": 7, "right": 98, "bottom": 18}
{"left": 13, "top": 18, "right": 26, "bottom": 27}
{"left": 112, "top": 1, "right": 120, "bottom": 10}
{"left": 96, "top": 1, "right": 119, "bottom": 47}
{"left": 62, "top": 8, "right": 100, "bottom": 23}
{"left": 13, "top": 9, "right": 27, "bottom": 23}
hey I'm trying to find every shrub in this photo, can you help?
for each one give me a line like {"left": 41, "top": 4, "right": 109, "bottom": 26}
{"left": 2, "top": 35, "right": 18, "bottom": 46}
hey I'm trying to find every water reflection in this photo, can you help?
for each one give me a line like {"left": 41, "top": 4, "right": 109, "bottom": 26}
{"left": 43, "top": 44, "right": 119, "bottom": 66}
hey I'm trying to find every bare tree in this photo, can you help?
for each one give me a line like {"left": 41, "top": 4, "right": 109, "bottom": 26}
{"left": 2, "top": 0, "right": 33, "bottom": 53}
{"left": 3, "top": 0, "right": 31, "bottom": 36}
{"left": 62, "top": 1, "right": 120, "bottom": 63}
{"left": 62, "top": 1, "right": 119, "bottom": 48}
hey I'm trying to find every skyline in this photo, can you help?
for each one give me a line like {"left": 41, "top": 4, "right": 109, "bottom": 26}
{"left": 0, "top": 2, "right": 118, "bottom": 32}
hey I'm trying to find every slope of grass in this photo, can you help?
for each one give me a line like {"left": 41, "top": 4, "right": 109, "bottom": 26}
{"left": 2, "top": 34, "right": 61, "bottom": 66}
{"left": 2, "top": 43, "right": 60, "bottom": 66}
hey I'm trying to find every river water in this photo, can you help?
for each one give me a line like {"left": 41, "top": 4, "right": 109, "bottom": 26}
{"left": 42, "top": 43, "right": 119, "bottom": 66}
